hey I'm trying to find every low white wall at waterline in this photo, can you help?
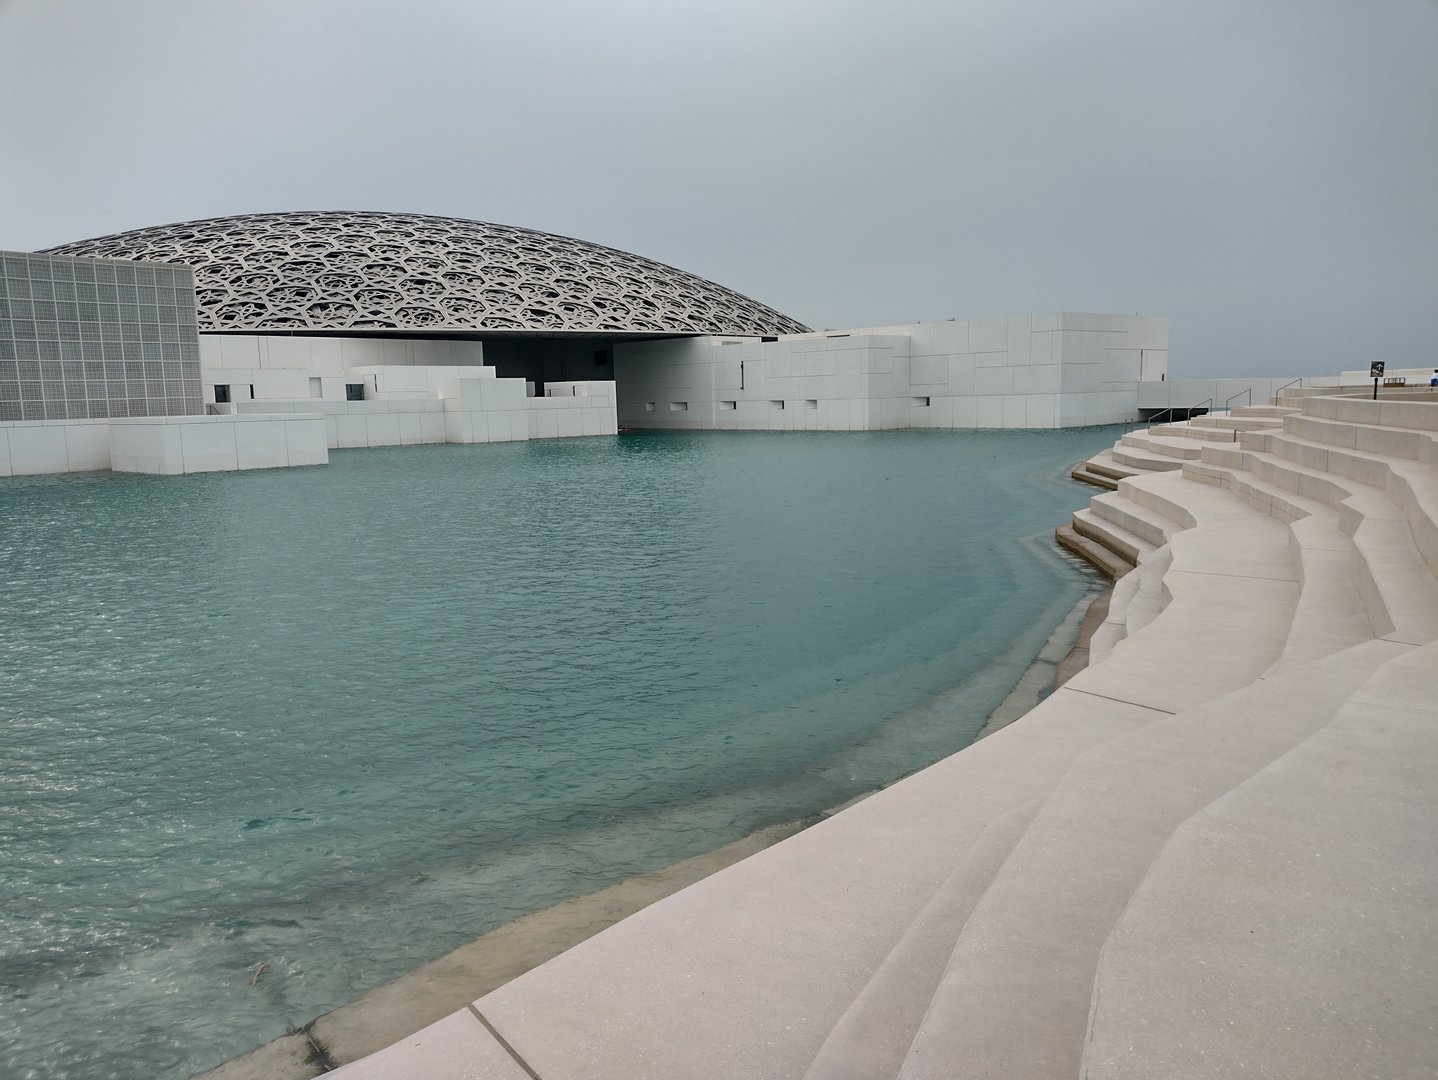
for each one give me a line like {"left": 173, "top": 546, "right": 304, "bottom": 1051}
{"left": 0, "top": 414, "right": 329, "bottom": 476}
{"left": 615, "top": 313, "right": 1168, "bottom": 431}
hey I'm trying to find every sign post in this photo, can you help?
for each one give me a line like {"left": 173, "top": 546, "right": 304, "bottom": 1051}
{"left": 1371, "top": 361, "right": 1385, "bottom": 400}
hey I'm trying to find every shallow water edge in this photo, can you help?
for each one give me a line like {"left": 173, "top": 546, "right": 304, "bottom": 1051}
{"left": 197, "top": 587, "right": 1103, "bottom": 1080}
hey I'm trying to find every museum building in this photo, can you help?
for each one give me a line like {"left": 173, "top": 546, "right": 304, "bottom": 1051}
{"left": 3, "top": 209, "right": 1177, "bottom": 476}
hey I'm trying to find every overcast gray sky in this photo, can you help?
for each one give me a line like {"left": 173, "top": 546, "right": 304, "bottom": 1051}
{"left": 1, "top": 0, "right": 1433, "bottom": 376}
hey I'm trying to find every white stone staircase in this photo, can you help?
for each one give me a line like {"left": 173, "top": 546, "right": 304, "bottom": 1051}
{"left": 324, "top": 389, "right": 1438, "bottom": 1080}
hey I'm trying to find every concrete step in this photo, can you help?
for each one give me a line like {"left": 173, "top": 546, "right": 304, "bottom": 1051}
{"left": 1086, "top": 450, "right": 1141, "bottom": 480}
{"left": 1117, "top": 544, "right": 1169, "bottom": 640}
{"left": 896, "top": 640, "right": 1401, "bottom": 1080}
{"left": 1055, "top": 524, "right": 1130, "bottom": 580}
{"left": 1088, "top": 555, "right": 1144, "bottom": 663}
{"left": 1145, "top": 420, "right": 1241, "bottom": 443}
{"left": 1119, "top": 431, "right": 1205, "bottom": 460}
{"left": 1183, "top": 447, "right": 1438, "bottom": 645}
{"left": 1083, "top": 638, "right": 1437, "bottom": 1080}
{"left": 1110, "top": 444, "right": 1185, "bottom": 472}
{"left": 1087, "top": 546, "right": 1170, "bottom": 664}
{"left": 1189, "top": 414, "right": 1285, "bottom": 432}
{"left": 1273, "top": 511, "right": 1374, "bottom": 673}
{"left": 1072, "top": 506, "right": 1154, "bottom": 566}
{"left": 1232, "top": 404, "right": 1300, "bottom": 418}
{"left": 1187, "top": 467, "right": 1372, "bottom": 674}
{"left": 1258, "top": 430, "right": 1438, "bottom": 577}
{"left": 467, "top": 686, "right": 1167, "bottom": 1080}
{"left": 1275, "top": 385, "right": 1356, "bottom": 409}
{"left": 325, "top": 1011, "right": 531, "bottom": 1080}
{"left": 1284, "top": 412, "right": 1438, "bottom": 466}
{"left": 1070, "top": 463, "right": 1118, "bottom": 490}
{"left": 1300, "top": 392, "right": 1438, "bottom": 433}
{"left": 1063, "top": 472, "right": 1299, "bottom": 716}
{"left": 801, "top": 799, "right": 1040, "bottom": 1080}
{"left": 1087, "top": 491, "right": 1181, "bottom": 549}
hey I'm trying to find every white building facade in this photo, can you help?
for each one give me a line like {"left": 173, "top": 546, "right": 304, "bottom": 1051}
{"left": 7, "top": 213, "right": 1254, "bottom": 477}
{"left": 615, "top": 313, "right": 1169, "bottom": 431}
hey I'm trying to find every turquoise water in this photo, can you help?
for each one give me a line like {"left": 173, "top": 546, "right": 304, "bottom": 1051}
{"left": 0, "top": 428, "right": 1114, "bottom": 1079}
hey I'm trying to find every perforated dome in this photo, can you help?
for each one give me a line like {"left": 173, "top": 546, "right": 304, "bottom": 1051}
{"left": 42, "top": 210, "right": 811, "bottom": 337}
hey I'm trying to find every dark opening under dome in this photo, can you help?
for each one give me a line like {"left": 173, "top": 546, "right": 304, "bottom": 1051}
{"left": 42, "top": 210, "right": 811, "bottom": 338}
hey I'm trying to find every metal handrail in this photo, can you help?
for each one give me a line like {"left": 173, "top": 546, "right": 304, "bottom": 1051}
{"left": 1224, "top": 388, "right": 1252, "bottom": 414}
{"left": 1272, "top": 376, "right": 1303, "bottom": 405}
{"left": 1147, "top": 397, "right": 1213, "bottom": 430}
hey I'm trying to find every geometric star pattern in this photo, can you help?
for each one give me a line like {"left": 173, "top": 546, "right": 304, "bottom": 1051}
{"left": 42, "top": 210, "right": 812, "bottom": 337}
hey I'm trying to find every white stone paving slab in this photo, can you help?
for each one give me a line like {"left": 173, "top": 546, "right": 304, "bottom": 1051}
{"left": 1082, "top": 640, "right": 1438, "bottom": 1080}
{"left": 325, "top": 1009, "right": 532, "bottom": 1080}
{"left": 802, "top": 799, "right": 1041, "bottom": 1080}
{"left": 474, "top": 690, "right": 1164, "bottom": 1080}
{"left": 896, "top": 639, "right": 1403, "bottom": 1080}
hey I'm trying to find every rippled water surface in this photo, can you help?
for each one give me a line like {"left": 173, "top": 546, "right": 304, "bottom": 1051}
{"left": 0, "top": 428, "right": 1116, "bottom": 1079}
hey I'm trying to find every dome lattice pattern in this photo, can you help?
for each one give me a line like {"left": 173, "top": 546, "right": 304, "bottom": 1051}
{"left": 42, "top": 211, "right": 810, "bottom": 337}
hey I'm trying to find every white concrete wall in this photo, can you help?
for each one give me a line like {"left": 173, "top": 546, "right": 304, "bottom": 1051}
{"left": 0, "top": 419, "right": 113, "bottom": 475}
{"left": 234, "top": 376, "right": 617, "bottom": 448}
{"left": 199, "top": 336, "right": 486, "bottom": 403}
{"left": 1139, "top": 375, "right": 1345, "bottom": 412}
{"left": 110, "top": 414, "right": 328, "bottom": 474}
{"left": 347, "top": 364, "right": 497, "bottom": 401}
{"left": 615, "top": 313, "right": 1166, "bottom": 430}
{"left": 544, "top": 382, "right": 602, "bottom": 397}
{"left": 1338, "top": 365, "right": 1438, "bottom": 387}
{"left": 237, "top": 398, "right": 450, "bottom": 449}
{"left": 0, "top": 414, "right": 327, "bottom": 475}
{"left": 527, "top": 382, "right": 618, "bottom": 439}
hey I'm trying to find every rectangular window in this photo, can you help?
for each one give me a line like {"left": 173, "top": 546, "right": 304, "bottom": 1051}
{"left": 644, "top": 401, "right": 655, "bottom": 412}
{"left": 249, "top": 384, "right": 255, "bottom": 400}
{"left": 345, "top": 383, "right": 365, "bottom": 401}
{"left": 668, "top": 401, "right": 688, "bottom": 412}
{"left": 718, "top": 400, "right": 737, "bottom": 411}
{"left": 805, "top": 399, "right": 818, "bottom": 410}
{"left": 913, "top": 396, "right": 931, "bottom": 407}
{"left": 770, "top": 399, "right": 785, "bottom": 410}
{"left": 213, "top": 384, "right": 230, "bottom": 403}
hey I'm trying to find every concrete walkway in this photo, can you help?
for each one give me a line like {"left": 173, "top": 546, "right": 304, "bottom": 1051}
{"left": 319, "top": 389, "right": 1438, "bottom": 1080}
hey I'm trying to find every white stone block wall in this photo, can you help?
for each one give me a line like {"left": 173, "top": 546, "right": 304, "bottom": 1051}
{"left": 0, "top": 414, "right": 327, "bottom": 475}
{"left": 0, "top": 419, "right": 113, "bottom": 475}
{"left": 109, "top": 414, "right": 328, "bottom": 474}
{"left": 233, "top": 376, "right": 617, "bottom": 448}
{"left": 236, "top": 398, "right": 450, "bottom": 449}
{"left": 1338, "top": 365, "right": 1438, "bottom": 386}
{"left": 199, "top": 336, "right": 487, "bottom": 403}
{"left": 526, "top": 382, "right": 617, "bottom": 439}
{"left": 615, "top": 314, "right": 1167, "bottom": 430}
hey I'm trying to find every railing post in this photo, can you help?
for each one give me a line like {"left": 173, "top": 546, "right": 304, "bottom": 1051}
{"left": 1272, "top": 377, "right": 1303, "bottom": 406}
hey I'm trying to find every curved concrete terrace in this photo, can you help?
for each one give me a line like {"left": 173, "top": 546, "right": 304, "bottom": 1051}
{"left": 276, "top": 387, "right": 1437, "bottom": 1079}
